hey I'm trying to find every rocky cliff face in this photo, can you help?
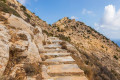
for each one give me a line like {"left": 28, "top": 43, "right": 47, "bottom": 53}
{"left": 0, "top": 0, "right": 120, "bottom": 80}
{"left": 0, "top": 12, "right": 47, "bottom": 79}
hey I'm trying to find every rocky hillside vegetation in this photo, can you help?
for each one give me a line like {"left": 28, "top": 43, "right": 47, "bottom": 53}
{"left": 44, "top": 17, "right": 120, "bottom": 80}
{"left": 0, "top": 0, "right": 120, "bottom": 80}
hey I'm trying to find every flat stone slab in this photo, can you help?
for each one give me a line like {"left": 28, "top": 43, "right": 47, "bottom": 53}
{"left": 45, "top": 49, "right": 67, "bottom": 53}
{"left": 46, "top": 76, "right": 88, "bottom": 80}
{"left": 48, "top": 37, "right": 59, "bottom": 40}
{"left": 47, "top": 64, "right": 84, "bottom": 76}
{"left": 45, "top": 56, "right": 75, "bottom": 62}
{"left": 43, "top": 52, "right": 71, "bottom": 56}
{"left": 51, "top": 40, "right": 62, "bottom": 43}
{"left": 44, "top": 44, "right": 61, "bottom": 49}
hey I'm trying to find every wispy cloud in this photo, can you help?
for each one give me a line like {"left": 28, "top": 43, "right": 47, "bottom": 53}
{"left": 71, "top": 16, "right": 78, "bottom": 20}
{"left": 82, "top": 9, "right": 93, "bottom": 15}
{"left": 95, "top": 5, "right": 120, "bottom": 40}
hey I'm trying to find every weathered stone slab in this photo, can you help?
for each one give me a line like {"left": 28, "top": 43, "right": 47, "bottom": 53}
{"left": 47, "top": 64, "right": 84, "bottom": 76}
{"left": 47, "top": 76, "right": 88, "bottom": 80}
{"left": 45, "top": 56, "right": 75, "bottom": 62}
{"left": 44, "top": 44, "right": 61, "bottom": 49}
{"left": 45, "top": 48, "right": 67, "bottom": 53}
{"left": 51, "top": 40, "right": 62, "bottom": 43}
{"left": 43, "top": 52, "right": 71, "bottom": 56}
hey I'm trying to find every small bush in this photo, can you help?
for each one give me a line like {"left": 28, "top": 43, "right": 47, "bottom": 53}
{"left": 20, "top": 5, "right": 26, "bottom": 11}
{"left": 42, "top": 40, "right": 46, "bottom": 45}
{"left": 33, "top": 28, "right": 40, "bottom": 35}
{"left": 48, "top": 24, "right": 51, "bottom": 26}
{"left": 114, "top": 55, "right": 118, "bottom": 60}
{"left": 101, "top": 45, "right": 104, "bottom": 48}
{"left": 57, "top": 34, "right": 71, "bottom": 42}
{"left": 18, "top": 34, "right": 28, "bottom": 41}
{"left": 24, "top": 63, "right": 40, "bottom": 76}
{"left": 42, "top": 30, "right": 53, "bottom": 36}
{"left": 60, "top": 42, "right": 67, "bottom": 49}
{"left": 24, "top": 12, "right": 31, "bottom": 19}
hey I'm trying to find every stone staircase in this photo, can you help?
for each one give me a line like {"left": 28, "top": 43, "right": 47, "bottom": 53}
{"left": 41, "top": 37, "right": 88, "bottom": 80}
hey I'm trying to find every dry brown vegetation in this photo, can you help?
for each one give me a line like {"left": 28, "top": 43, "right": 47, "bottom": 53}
{"left": 33, "top": 28, "right": 40, "bottom": 35}
{"left": 59, "top": 42, "right": 94, "bottom": 80}
{"left": 67, "top": 47, "right": 94, "bottom": 80}
{"left": 60, "top": 41, "right": 67, "bottom": 49}
{"left": 23, "top": 63, "right": 40, "bottom": 76}
{"left": 0, "top": 1, "right": 21, "bottom": 17}
{"left": 18, "top": 34, "right": 28, "bottom": 41}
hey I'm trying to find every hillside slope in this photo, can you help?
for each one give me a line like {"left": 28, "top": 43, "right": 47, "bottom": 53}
{"left": 44, "top": 17, "right": 120, "bottom": 80}
{"left": 1, "top": 0, "right": 49, "bottom": 28}
{"left": 0, "top": 0, "right": 120, "bottom": 80}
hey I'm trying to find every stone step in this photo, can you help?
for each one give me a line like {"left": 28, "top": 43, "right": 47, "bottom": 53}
{"left": 44, "top": 56, "right": 75, "bottom": 63}
{"left": 44, "top": 76, "right": 88, "bottom": 80}
{"left": 41, "top": 61, "right": 75, "bottom": 65}
{"left": 47, "top": 64, "right": 84, "bottom": 76}
{"left": 42, "top": 37, "right": 88, "bottom": 80}
{"left": 48, "top": 37, "right": 59, "bottom": 40}
{"left": 42, "top": 52, "right": 71, "bottom": 56}
{"left": 45, "top": 49, "right": 67, "bottom": 53}
{"left": 44, "top": 44, "right": 61, "bottom": 49}
{"left": 50, "top": 40, "right": 62, "bottom": 43}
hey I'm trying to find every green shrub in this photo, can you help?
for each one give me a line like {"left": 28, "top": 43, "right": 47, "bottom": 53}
{"left": 101, "top": 45, "right": 104, "bottom": 48}
{"left": 20, "top": 5, "right": 26, "bottom": 11}
{"left": 57, "top": 34, "right": 71, "bottom": 42}
{"left": 42, "top": 30, "right": 53, "bottom": 36}
{"left": 0, "top": 1, "right": 21, "bottom": 17}
{"left": 24, "top": 12, "right": 31, "bottom": 19}
{"left": 114, "top": 55, "right": 118, "bottom": 60}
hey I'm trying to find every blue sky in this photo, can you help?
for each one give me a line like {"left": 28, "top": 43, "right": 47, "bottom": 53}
{"left": 18, "top": 0, "right": 120, "bottom": 42}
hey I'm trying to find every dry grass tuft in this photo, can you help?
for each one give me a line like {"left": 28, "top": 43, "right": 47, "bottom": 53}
{"left": 23, "top": 63, "right": 41, "bottom": 77}
{"left": 60, "top": 42, "right": 67, "bottom": 49}
{"left": 18, "top": 34, "right": 28, "bottom": 41}
{"left": 33, "top": 28, "right": 40, "bottom": 35}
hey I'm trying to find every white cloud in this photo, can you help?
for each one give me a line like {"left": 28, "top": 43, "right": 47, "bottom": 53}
{"left": 71, "top": 16, "right": 78, "bottom": 20}
{"left": 17, "top": 0, "right": 27, "bottom": 5}
{"left": 82, "top": 9, "right": 93, "bottom": 15}
{"left": 95, "top": 5, "right": 120, "bottom": 40}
